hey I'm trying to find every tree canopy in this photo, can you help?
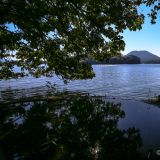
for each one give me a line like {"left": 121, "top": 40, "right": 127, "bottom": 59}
{"left": 0, "top": 0, "right": 159, "bottom": 81}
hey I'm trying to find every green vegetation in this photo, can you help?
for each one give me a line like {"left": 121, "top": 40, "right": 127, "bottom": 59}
{"left": 108, "top": 55, "right": 141, "bottom": 64}
{"left": 88, "top": 55, "right": 141, "bottom": 64}
{"left": 1, "top": 0, "right": 160, "bottom": 81}
{"left": 1, "top": 1, "right": 160, "bottom": 81}
{"left": 2, "top": 0, "right": 159, "bottom": 80}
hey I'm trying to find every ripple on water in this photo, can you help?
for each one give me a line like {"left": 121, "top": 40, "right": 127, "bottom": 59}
{"left": 1, "top": 64, "right": 160, "bottom": 100}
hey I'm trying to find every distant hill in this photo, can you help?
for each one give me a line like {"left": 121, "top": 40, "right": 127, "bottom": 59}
{"left": 127, "top": 50, "right": 160, "bottom": 63}
{"left": 109, "top": 55, "right": 140, "bottom": 64}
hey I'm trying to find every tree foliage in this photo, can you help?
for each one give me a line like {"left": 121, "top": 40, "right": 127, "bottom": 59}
{"left": 0, "top": 0, "right": 157, "bottom": 80}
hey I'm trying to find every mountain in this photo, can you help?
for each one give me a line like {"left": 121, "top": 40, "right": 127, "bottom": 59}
{"left": 127, "top": 50, "right": 160, "bottom": 63}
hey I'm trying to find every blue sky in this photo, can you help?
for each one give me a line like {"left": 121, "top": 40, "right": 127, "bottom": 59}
{"left": 122, "top": 6, "right": 160, "bottom": 56}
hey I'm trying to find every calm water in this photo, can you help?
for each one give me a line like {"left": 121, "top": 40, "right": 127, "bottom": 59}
{"left": 1, "top": 64, "right": 160, "bottom": 100}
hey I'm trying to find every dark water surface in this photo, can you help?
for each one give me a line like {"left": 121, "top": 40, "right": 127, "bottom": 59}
{"left": 1, "top": 96, "right": 160, "bottom": 160}
{"left": 119, "top": 100, "right": 160, "bottom": 151}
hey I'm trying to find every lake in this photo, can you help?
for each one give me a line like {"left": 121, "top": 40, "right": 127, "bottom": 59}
{"left": 1, "top": 64, "right": 160, "bottom": 159}
{"left": 1, "top": 64, "right": 160, "bottom": 100}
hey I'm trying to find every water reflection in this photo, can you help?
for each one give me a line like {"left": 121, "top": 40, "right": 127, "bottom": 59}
{"left": 0, "top": 94, "right": 148, "bottom": 160}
